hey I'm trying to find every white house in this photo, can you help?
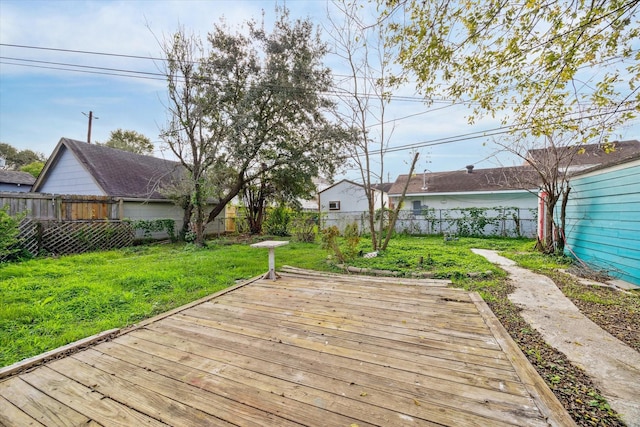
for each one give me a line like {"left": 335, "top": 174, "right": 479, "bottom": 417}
{"left": 388, "top": 166, "right": 540, "bottom": 237}
{"left": 318, "top": 179, "right": 389, "bottom": 232}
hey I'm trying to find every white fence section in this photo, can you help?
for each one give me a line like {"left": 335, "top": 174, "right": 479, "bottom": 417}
{"left": 322, "top": 208, "right": 537, "bottom": 238}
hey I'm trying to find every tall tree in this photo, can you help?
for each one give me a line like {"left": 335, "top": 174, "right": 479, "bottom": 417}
{"left": 20, "top": 161, "right": 45, "bottom": 178}
{"left": 0, "top": 143, "right": 45, "bottom": 170}
{"left": 160, "top": 9, "right": 347, "bottom": 245}
{"left": 384, "top": 0, "right": 639, "bottom": 251}
{"left": 328, "top": 0, "right": 396, "bottom": 250}
{"left": 100, "top": 129, "right": 154, "bottom": 155}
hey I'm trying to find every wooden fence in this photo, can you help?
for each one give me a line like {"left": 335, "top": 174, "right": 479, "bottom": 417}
{"left": 0, "top": 192, "right": 121, "bottom": 220}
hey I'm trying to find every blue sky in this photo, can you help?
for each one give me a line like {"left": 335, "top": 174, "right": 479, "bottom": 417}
{"left": 1, "top": 0, "right": 638, "bottom": 182}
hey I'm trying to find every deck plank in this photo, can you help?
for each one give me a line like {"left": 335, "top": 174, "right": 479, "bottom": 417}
{"left": 72, "top": 348, "right": 305, "bottom": 427}
{"left": 0, "top": 394, "right": 45, "bottom": 427}
{"left": 120, "top": 327, "right": 546, "bottom": 426}
{"left": 0, "top": 376, "right": 95, "bottom": 427}
{"left": 20, "top": 367, "right": 167, "bottom": 427}
{"left": 47, "top": 356, "right": 222, "bottom": 427}
{"left": 0, "top": 271, "right": 575, "bottom": 427}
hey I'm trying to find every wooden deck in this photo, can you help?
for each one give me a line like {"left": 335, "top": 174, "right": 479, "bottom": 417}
{"left": 0, "top": 269, "right": 575, "bottom": 426}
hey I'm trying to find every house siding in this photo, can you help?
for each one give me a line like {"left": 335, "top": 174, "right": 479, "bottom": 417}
{"left": 564, "top": 159, "right": 640, "bottom": 287}
{"left": 393, "top": 191, "right": 538, "bottom": 237}
{"left": 38, "top": 147, "right": 103, "bottom": 195}
{"left": 318, "top": 180, "right": 388, "bottom": 232}
{"left": 123, "top": 200, "right": 225, "bottom": 238}
{"left": 0, "top": 183, "right": 31, "bottom": 192}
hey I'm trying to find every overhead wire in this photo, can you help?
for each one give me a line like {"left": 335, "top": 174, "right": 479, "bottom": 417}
{"left": 1, "top": 42, "right": 637, "bottom": 158}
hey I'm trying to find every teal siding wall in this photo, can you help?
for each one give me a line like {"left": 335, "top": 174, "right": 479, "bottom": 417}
{"left": 564, "top": 160, "right": 640, "bottom": 287}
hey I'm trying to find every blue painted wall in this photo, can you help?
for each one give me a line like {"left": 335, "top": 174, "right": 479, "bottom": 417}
{"left": 564, "top": 158, "right": 640, "bottom": 287}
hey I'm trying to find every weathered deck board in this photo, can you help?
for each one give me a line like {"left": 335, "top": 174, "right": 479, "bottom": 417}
{"left": 0, "top": 270, "right": 576, "bottom": 426}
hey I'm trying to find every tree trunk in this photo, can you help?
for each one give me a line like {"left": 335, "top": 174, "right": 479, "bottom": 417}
{"left": 180, "top": 199, "right": 193, "bottom": 241}
{"left": 193, "top": 179, "right": 205, "bottom": 246}
{"left": 381, "top": 152, "right": 419, "bottom": 251}
{"left": 557, "top": 186, "right": 571, "bottom": 253}
{"left": 368, "top": 195, "right": 377, "bottom": 250}
{"left": 206, "top": 173, "right": 245, "bottom": 225}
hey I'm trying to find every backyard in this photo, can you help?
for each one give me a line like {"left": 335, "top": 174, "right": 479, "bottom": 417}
{"left": 1, "top": 234, "right": 638, "bottom": 426}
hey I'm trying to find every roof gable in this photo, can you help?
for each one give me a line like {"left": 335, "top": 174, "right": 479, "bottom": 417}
{"left": 388, "top": 166, "right": 539, "bottom": 195}
{"left": 319, "top": 179, "right": 390, "bottom": 195}
{"left": 33, "top": 138, "right": 184, "bottom": 199}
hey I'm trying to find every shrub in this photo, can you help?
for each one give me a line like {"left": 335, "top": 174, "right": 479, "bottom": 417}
{"left": 128, "top": 219, "right": 176, "bottom": 242}
{"left": 321, "top": 222, "right": 361, "bottom": 264}
{"left": 290, "top": 211, "right": 317, "bottom": 243}
{"left": 0, "top": 207, "right": 23, "bottom": 261}
{"left": 343, "top": 222, "right": 361, "bottom": 260}
{"left": 264, "top": 206, "right": 291, "bottom": 236}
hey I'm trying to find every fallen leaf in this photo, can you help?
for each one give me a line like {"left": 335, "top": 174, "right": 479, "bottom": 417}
{"left": 413, "top": 398, "right": 421, "bottom": 406}
{"left": 360, "top": 392, "right": 368, "bottom": 397}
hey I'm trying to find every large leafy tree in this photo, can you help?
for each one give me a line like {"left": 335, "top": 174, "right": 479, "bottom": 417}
{"left": 384, "top": 0, "right": 639, "bottom": 251}
{"left": 100, "top": 129, "right": 154, "bottom": 155}
{"left": 0, "top": 143, "right": 45, "bottom": 170}
{"left": 160, "top": 9, "right": 346, "bottom": 245}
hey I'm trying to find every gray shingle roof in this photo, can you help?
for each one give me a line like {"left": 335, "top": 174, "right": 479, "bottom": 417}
{"left": 38, "top": 138, "right": 185, "bottom": 199}
{"left": 388, "top": 166, "right": 539, "bottom": 196}
{"left": 525, "top": 139, "right": 640, "bottom": 168}
{"left": 0, "top": 170, "right": 36, "bottom": 186}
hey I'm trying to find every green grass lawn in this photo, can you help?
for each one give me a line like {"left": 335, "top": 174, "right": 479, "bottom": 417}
{"left": 0, "top": 235, "right": 542, "bottom": 367}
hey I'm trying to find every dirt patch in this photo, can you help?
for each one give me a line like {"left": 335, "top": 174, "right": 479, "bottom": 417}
{"left": 549, "top": 271, "right": 640, "bottom": 352}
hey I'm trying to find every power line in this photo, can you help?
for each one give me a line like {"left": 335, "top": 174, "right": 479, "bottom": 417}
{"left": 366, "top": 105, "right": 639, "bottom": 156}
{"left": 0, "top": 43, "right": 167, "bottom": 62}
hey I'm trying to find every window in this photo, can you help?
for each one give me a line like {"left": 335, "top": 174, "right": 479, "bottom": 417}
{"left": 412, "top": 200, "right": 422, "bottom": 215}
{"left": 329, "top": 201, "right": 340, "bottom": 210}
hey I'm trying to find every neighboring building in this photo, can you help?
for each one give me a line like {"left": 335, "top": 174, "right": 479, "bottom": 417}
{"left": 0, "top": 170, "right": 35, "bottom": 192}
{"left": 526, "top": 139, "right": 640, "bottom": 242}
{"left": 31, "top": 137, "right": 225, "bottom": 237}
{"left": 388, "top": 166, "right": 540, "bottom": 237}
{"left": 525, "top": 139, "right": 640, "bottom": 174}
{"left": 563, "top": 153, "right": 640, "bottom": 288}
{"left": 299, "top": 177, "right": 331, "bottom": 211}
{"left": 318, "top": 179, "right": 389, "bottom": 232}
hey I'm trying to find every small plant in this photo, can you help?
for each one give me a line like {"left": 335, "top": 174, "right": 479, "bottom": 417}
{"left": 321, "top": 226, "right": 345, "bottom": 263}
{"left": 343, "top": 222, "right": 361, "bottom": 261}
{"left": 290, "top": 211, "right": 317, "bottom": 243}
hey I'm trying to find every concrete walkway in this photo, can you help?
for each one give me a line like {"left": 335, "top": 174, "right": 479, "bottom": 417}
{"left": 473, "top": 249, "right": 640, "bottom": 427}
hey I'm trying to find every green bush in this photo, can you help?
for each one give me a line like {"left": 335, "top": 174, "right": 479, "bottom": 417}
{"left": 321, "top": 223, "right": 361, "bottom": 263}
{"left": 0, "top": 207, "right": 22, "bottom": 261}
{"left": 127, "top": 219, "right": 176, "bottom": 242}
{"left": 264, "top": 206, "right": 291, "bottom": 236}
{"left": 290, "top": 211, "right": 317, "bottom": 243}
{"left": 343, "top": 222, "right": 361, "bottom": 260}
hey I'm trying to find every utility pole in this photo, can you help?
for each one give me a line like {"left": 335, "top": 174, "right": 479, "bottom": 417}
{"left": 82, "top": 111, "right": 98, "bottom": 143}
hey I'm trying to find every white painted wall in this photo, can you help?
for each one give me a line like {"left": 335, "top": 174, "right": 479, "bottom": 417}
{"left": 397, "top": 191, "right": 537, "bottom": 212}
{"left": 123, "top": 199, "right": 225, "bottom": 239}
{"left": 392, "top": 191, "right": 539, "bottom": 237}
{"left": 319, "top": 180, "right": 388, "bottom": 232}
{"left": 38, "top": 147, "right": 103, "bottom": 195}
